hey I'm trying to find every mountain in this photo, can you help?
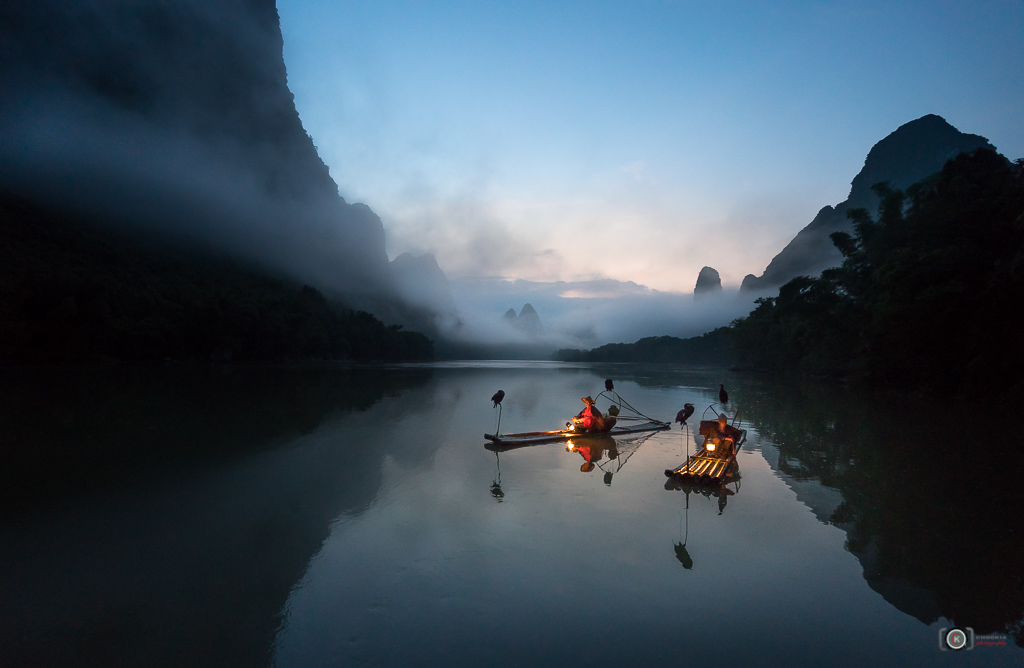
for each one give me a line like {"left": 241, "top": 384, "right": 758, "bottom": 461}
{"left": 740, "top": 115, "right": 994, "bottom": 292}
{"left": 500, "top": 303, "right": 542, "bottom": 335}
{"left": 0, "top": 0, "right": 389, "bottom": 304}
{"left": 387, "top": 252, "right": 460, "bottom": 334}
{"left": 693, "top": 266, "right": 723, "bottom": 300}
{"left": 515, "top": 303, "right": 542, "bottom": 335}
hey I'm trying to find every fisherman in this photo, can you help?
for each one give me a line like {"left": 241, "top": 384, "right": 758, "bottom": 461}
{"left": 571, "top": 396, "right": 616, "bottom": 433}
{"left": 709, "top": 413, "right": 736, "bottom": 459}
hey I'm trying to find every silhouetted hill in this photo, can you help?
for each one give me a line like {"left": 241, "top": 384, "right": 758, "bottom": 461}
{"left": 0, "top": 0, "right": 390, "bottom": 303}
{"left": 499, "top": 303, "right": 543, "bottom": 336}
{"left": 555, "top": 327, "right": 733, "bottom": 364}
{"left": 515, "top": 303, "right": 542, "bottom": 335}
{"left": 693, "top": 266, "right": 723, "bottom": 300}
{"left": 732, "top": 148, "right": 1024, "bottom": 398}
{"left": 388, "top": 252, "right": 461, "bottom": 335}
{"left": 0, "top": 194, "right": 432, "bottom": 363}
{"left": 0, "top": 1, "right": 444, "bottom": 360}
{"left": 741, "top": 115, "right": 993, "bottom": 292}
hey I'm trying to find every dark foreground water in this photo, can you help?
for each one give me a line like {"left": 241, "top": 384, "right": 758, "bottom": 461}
{"left": 1, "top": 362, "right": 1021, "bottom": 666}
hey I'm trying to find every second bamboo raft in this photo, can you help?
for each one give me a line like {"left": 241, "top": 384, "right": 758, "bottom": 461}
{"left": 665, "top": 420, "right": 746, "bottom": 485}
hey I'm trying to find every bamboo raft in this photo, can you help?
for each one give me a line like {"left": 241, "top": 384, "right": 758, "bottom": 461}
{"left": 664, "top": 420, "right": 746, "bottom": 485}
{"left": 485, "top": 420, "right": 670, "bottom": 447}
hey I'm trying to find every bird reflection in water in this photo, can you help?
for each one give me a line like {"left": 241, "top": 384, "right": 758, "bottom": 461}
{"left": 674, "top": 487, "right": 695, "bottom": 570}
{"left": 674, "top": 542, "right": 694, "bottom": 570}
{"left": 670, "top": 476, "right": 741, "bottom": 570}
{"left": 490, "top": 451, "right": 504, "bottom": 502}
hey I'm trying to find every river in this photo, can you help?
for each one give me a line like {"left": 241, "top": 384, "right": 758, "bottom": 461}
{"left": 0, "top": 362, "right": 1020, "bottom": 666}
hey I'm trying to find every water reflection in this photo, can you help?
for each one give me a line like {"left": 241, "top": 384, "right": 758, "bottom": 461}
{"left": 665, "top": 476, "right": 740, "bottom": 515}
{"left": 567, "top": 435, "right": 618, "bottom": 473}
{"left": 3, "top": 363, "right": 1021, "bottom": 665}
{"left": 0, "top": 365, "right": 434, "bottom": 514}
{"left": 591, "top": 363, "right": 1023, "bottom": 648}
{"left": 736, "top": 376, "right": 1024, "bottom": 647}
{"left": 489, "top": 451, "right": 504, "bottom": 501}
{"left": 485, "top": 429, "right": 658, "bottom": 496}
{"left": 673, "top": 487, "right": 696, "bottom": 570}
{"left": 665, "top": 466, "right": 743, "bottom": 573}
{"left": 0, "top": 365, "right": 436, "bottom": 666}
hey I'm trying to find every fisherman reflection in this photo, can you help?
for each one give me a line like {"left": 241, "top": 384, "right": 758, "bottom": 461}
{"left": 665, "top": 478, "right": 737, "bottom": 515}
{"left": 568, "top": 435, "right": 618, "bottom": 473}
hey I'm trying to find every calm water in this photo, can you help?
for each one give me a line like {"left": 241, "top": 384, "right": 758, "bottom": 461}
{"left": 0, "top": 363, "right": 1020, "bottom": 666}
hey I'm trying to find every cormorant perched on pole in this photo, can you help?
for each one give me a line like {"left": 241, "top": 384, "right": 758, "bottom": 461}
{"left": 719, "top": 384, "right": 729, "bottom": 405}
{"left": 605, "top": 379, "right": 614, "bottom": 392}
{"left": 491, "top": 390, "right": 505, "bottom": 436}
{"left": 675, "top": 403, "right": 695, "bottom": 425}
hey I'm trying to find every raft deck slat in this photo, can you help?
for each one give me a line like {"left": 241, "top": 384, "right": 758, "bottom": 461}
{"left": 485, "top": 420, "right": 670, "bottom": 446}
{"left": 672, "top": 454, "right": 731, "bottom": 482}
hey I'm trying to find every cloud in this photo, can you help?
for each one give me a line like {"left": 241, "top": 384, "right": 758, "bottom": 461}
{"left": 382, "top": 182, "right": 573, "bottom": 281}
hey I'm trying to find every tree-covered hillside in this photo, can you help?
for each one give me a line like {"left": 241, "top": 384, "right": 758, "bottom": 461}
{"left": 554, "top": 327, "right": 733, "bottom": 364}
{"left": 731, "top": 148, "right": 1024, "bottom": 395}
{"left": 0, "top": 196, "right": 433, "bottom": 363}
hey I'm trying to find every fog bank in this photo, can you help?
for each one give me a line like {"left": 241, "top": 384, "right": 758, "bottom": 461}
{"left": 0, "top": 0, "right": 391, "bottom": 307}
{"left": 447, "top": 277, "right": 757, "bottom": 352}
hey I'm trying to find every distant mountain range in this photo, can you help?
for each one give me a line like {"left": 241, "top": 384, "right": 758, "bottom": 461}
{"left": 502, "top": 303, "right": 542, "bottom": 335}
{"left": 741, "top": 115, "right": 994, "bottom": 292}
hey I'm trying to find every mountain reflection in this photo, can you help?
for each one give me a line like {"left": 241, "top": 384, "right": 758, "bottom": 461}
{"left": 737, "top": 377, "right": 1024, "bottom": 647}
{"left": 0, "top": 365, "right": 436, "bottom": 666}
{"left": 0, "top": 365, "right": 433, "bottom": 513}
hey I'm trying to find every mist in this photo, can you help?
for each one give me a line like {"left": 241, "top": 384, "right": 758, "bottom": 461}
{"left": 444, "top": 277, "right": 758, "bottom": 353}
{"left": 0, "top": 0, "right": 393, "bottom": 309}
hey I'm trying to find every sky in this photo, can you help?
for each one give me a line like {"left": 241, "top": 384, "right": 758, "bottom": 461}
{"left": 276, "top": 1, "right": 1023, "bottom": 342}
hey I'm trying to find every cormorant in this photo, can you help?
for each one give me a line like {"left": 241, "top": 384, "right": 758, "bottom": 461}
{"left": 675, "top": 403, "right": 695, "bottom": 425}
{"left": 605, "top": 379, "right": 614, "bottom": 391}
{"left": 719, "top": 384, "right": 729, "bottom": 405}
{"left": 491, "top": 390, "right": 505, "bottom": 407}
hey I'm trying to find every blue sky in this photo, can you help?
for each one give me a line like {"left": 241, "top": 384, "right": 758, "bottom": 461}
{"left": 277, "top": 0, "right": 1023, "bottom": 295}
